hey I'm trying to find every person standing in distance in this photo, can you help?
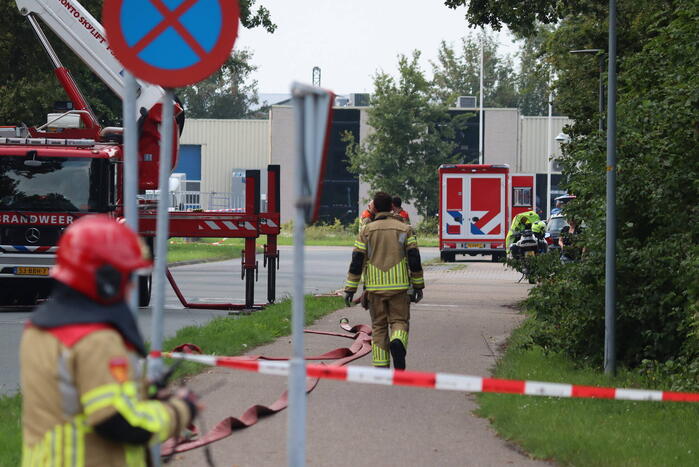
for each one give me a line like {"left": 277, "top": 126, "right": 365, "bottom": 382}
{"left": 344, "top": 192, "right": 425, "bottom": 369}
{"left": 20, "top": 215, "right": 198, "bottom": 466}
{"left": 391, "top": 196, "right": 410, "bottom": 224}
{"left": 359, "top": 200, "right": 376, "bottom": 226}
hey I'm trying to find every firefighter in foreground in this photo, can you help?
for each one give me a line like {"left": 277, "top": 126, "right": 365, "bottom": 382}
{"left": 344, "top": 192, "right": 425, "bottom": 369}
{"left": 20, "top": 215, "right": 198, "bottom": 466}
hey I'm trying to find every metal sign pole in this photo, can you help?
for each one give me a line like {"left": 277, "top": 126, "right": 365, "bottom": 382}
{"left": 123, "top": 71, "right": 139, "bottom": 316}
{"left": 148, "top": 89, "right": 174, "bottom": 466}
{"left": 149, "top": 89, "right": 174, "bottom": 377}
{"left": 288, "top": 97, "right": 309, "bottom": 467}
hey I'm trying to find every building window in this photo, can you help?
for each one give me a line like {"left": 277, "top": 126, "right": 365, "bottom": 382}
{"left": 513, "top": 187, "right": 533, "bottom": 207}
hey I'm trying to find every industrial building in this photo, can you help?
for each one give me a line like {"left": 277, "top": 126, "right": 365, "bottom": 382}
{"left": 175, "top": 105, "right": 571, "bottom": 224}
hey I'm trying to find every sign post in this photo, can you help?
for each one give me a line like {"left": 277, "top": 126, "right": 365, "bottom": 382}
{"left": 103, "top": 0, "right": 240, "bottom": 463}
{"left": 288, "top": 82, "right": 334, "bottom": 467}
{"left": 123, "top": 71, "right": 139, "bottom": 317}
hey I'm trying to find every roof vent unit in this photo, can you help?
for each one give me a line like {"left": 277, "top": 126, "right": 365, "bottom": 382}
{"left": 456, "top": 96, "right": 477, "bottom": 108}
{"left": 349, "top": 93, "right": 370, "bottom": 107}
{"left": 335, "top": 95, "right": 350, "bottom": 107}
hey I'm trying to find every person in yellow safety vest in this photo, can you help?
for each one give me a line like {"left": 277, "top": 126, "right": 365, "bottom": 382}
{"left": 20, "top": 215, "right": 198, "bottom": 467}
{"left": 344, "top": 191, "right": 425, "bottom": 370}
{"left": 505, "top": 210, "right": 545, "bottom": 253}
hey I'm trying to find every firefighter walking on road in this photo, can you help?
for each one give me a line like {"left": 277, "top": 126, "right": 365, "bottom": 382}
{"left": 20, "top": 215, "right": 198, "bottom": 466}
{"left": 344, "top": 192, "right": 425, "bottom": 369}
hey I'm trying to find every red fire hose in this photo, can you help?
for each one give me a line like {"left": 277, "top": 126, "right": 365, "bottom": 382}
{"left": 161, "top": 321, "right": 372, "bottom": 455}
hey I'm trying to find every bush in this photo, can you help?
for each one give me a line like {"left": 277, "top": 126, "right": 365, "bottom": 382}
{"left": 415, "top": 216, "right": 438, "bottom": 236}
{"left": 523, "top": 6, "right": 699, "bottom": 373}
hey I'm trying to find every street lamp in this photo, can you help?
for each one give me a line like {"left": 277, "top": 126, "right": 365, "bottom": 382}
{"left": 569, "top": 29, "right": 617, "bottom": 377}
{"left": 570, "top": 49, "right": 605, "bottom": 131}
{"left": 478, "top": 28, "right": 485, "bottom": 164}
{"left": 555, "top": 132, "right": 570, "bottom": 143}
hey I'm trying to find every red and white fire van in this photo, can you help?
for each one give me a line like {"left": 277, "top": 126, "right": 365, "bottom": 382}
{"left": 438, "top": 164, "right": 536, "bottom": 262}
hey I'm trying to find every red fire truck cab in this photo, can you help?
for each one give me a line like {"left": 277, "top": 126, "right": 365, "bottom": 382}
{"left": 0, "top": 137, "right": 121, "bottom": 303}
{"left": 438, "top": 164, "right": 536, "bottom": 262}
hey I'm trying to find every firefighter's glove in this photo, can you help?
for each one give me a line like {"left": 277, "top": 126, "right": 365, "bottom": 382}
{"left": 344, "top": 291, "right": 354, "bottom": 307}
{"left": 174, "top": 387, "right": 202, "bottom": 421}
{"left": 411, "top": 289, "right": 423, "bottom": 303}
{"left": 360, "top": 291, "right": 369, "bottom": 310}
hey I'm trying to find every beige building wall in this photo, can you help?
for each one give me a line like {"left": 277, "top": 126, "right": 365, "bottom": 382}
{"left": 266, "top": 106, "right": 573, "bottom": 225}
{"left": 269, "top": 106, "right": 296, "bottom": 224}
{"left": 519, "top": 116, "right": 572, "bottom": 174}
{"left": 482, "top": 108, "right": 520, "bottom": 169}
{"left": 180, "top": 119, "right": 269, "bottom": 194}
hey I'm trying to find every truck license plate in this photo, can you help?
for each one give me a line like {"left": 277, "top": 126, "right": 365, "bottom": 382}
{"left": 15, "top": 267, "right": 50, "bottom": 276}
{"left": 470, "top": 243, "right": 485, "bottom": 249}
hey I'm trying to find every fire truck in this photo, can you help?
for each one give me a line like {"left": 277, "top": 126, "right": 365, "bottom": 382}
{"left": 438, "top": 164, "right": 536, "bottom": 262}
{"left": 0, "top": 0, "right": 280, "bottom": 307}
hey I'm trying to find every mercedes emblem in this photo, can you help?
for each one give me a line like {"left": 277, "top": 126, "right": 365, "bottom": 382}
{"left": 25, "top": 227, "right": 41, "bottom": 244}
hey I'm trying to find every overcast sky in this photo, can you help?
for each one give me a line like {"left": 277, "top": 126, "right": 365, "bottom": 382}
{"left": 236, "top": 0, "right": 519, "bottom": 95}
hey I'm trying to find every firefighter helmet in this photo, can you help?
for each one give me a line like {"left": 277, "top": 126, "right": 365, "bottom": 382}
{"left": 51, "top": 215, "right": 152, "bottom": 304}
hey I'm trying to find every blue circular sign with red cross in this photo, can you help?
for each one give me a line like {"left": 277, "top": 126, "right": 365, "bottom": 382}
{"left": 103, "top": 0, "right": 239, "bottom": 87}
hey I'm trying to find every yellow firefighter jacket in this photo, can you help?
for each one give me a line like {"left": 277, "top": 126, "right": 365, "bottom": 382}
{"left": 20, "top": 325, "right": 190, "bottom": 467}
{"left": 345, "top": 211, "right": 424, "bottom": 295}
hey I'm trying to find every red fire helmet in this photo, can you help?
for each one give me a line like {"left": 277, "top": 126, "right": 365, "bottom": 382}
{"left": 51, "top": 215, "right": 152, "bottom": 304}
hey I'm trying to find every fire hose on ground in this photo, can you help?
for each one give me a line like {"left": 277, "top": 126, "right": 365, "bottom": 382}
{"left": 160, "top": 320, "right": 372, "bottom": 456}
{"left": 161, "top": 319, "right": 699, "bottom": 458}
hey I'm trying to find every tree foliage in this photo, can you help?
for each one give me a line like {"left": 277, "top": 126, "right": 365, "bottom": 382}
{"left": 178, "top": 50, "right": 260, "bottom": 119}
{"left": 515, "top": 27, "right": 554, "bottom": 116}
{"left": 345, "top": 51, "right": 459, "bottom": 217}
{"left": 0, "top": 0, "right": 274, "bottom": 126}
{"left": 457, "top": 0, "right": 699, "bottom": 372}
{"left": 431, "top": 32, "right": 518, "bottom": 108}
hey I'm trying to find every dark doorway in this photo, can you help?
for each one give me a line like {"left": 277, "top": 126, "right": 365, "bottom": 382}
{"left": 318, "top": 109, "right": 360, "bottom": 224}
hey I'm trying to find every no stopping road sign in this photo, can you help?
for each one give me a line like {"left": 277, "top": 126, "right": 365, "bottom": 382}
{"left": 103, "top": 0, "right": 239, "bottom": 87}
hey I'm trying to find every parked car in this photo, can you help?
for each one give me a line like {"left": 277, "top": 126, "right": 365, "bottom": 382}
{"left": 545, "top": 214, "right": 569, "bottom": 251}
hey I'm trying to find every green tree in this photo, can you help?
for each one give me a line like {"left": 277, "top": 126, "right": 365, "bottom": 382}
{"left": 454, "top": 0, "right": 699, "bottom": 371}
{"left": 431, "top": 32, "right": 518, "bottom": 108}
{"left": 515, "top": 27, "right": 553, "bottom": 116}
{"left": 345, "top": 51, "right": 459, "bottom": 217}
{"left": 178, "top": 49, "right": 260, "bottom": 119}
{"left": 0, "top": 0, "right": 275, "bottom": 126}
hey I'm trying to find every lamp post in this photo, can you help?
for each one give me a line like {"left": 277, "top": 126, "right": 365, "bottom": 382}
{"left": 569, "top": 17, "right": 617, "bottom": 376}
{"left": 570, "top": 49, "right": 605, "bottom": 131}
{"left": 546, "top": 75, "right": 553, "bottom": 219}
{"left": 478, "top": 28, "right": 484, "bottom": 164}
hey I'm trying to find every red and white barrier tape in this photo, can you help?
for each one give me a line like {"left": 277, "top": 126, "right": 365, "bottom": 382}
{"left": 166, "top": 353, "right": 699, "bottom": 403}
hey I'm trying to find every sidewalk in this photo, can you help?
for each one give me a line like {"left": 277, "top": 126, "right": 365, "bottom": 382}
{"left": 172, "top": 260, "right": 550, "bottom": 466}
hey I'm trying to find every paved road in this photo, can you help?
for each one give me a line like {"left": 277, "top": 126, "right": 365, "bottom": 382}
{"left": 0, "top": 246, "right": 439, "bottom": 395}
{"left": 172, "top": 259, "right": 547, "bottom": 467}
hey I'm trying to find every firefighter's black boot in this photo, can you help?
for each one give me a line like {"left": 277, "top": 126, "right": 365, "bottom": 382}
{"left": 390, "top": 339, "right": 406, "bottom": 370}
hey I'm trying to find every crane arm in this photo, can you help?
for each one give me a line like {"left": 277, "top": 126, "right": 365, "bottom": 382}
{"left": 15, "top": 0, "right": 166, "bottom": 115}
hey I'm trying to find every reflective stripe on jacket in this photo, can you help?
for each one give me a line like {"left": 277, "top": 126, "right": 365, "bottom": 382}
{"left": 345, "top": 212, "right": 424, "bottom": 294}
{"left": 21, "top": 326, "right": 189, "bottom": 466}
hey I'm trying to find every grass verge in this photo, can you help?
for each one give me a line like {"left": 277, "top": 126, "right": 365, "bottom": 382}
{"left": 477, "top": 318, "right": 699, "bottom": 466}
{"left": 167, "top": 239, "right": 245, "bottom": 264}
{"left": 219, "top": 235, "right": 440, "bottom": 248}
{"left": 164, "top": 295, "right": 345, "bottom": 380}
{"left": 0, "top": 393, "right": 21, "bottom": 467}
{"left": 0, "top": 296, "right": 345, "bottom": 465}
